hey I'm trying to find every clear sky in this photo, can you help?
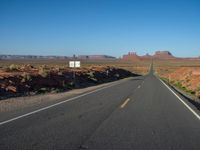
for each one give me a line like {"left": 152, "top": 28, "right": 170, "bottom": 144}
{"left": 0, "top": 0, "right": 200, "bottom": 57}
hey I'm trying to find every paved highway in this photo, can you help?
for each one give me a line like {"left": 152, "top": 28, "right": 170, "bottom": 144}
{"left": 0, "top": 66, "right": 200, "bottom": 150}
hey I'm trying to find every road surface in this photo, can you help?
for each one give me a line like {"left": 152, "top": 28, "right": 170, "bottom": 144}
{"left": 0, "top": 66, "right": 200, "bottom": 150}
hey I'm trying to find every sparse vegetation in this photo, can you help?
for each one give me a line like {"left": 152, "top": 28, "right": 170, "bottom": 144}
{"left": 0, "top": 59, "right": 151, "bottom": 75}
{"left": 0, "top": 64, "right": 138, "bottom": 99}
{"left": 155, "top": 59, "right": 200, "bottom": 102}
{"left": 9, "top": 64, "right": 19, "bottom": 71}
{"left": 87, "top": 72, "right": 95, "bottom": 78}
{"left": 21, "top": 72, "right": 32, "bottom": 82}
{"left": 38, "top": 65, "right": 49, "bottom": 78}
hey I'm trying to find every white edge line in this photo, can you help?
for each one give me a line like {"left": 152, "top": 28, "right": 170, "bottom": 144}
{"left": 0, "top": 78, "right": 128, "bottom": 126}
{"left": 158, "top": 78, "right": 200, "bottom": 120}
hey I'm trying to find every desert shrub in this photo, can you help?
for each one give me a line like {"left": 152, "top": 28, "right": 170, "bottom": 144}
{"left": 21, "top": 73, "right": 32, "bottom": 82}
{"left": 53, "top": 66, "right": 61, "bottom": 72}
{"left": 174, "top": 81, "right": 196, "bottom": 95}
{"left": 87, "top": 72, "right": 94, "bottom": 78}
{"left": 86, "top": 72, "right": 98, "bottom": 82}
{"left": 189, "top": 90, "right": 196, "bottom": 95}
{"left": 181, "top": 86, "right": 186, "bottom": 90}
{"left": 39, "top": 65, "right": 48, "bottom": 70}
{"left": 9, "top": 64, "right": 19, "bottom": 71}
{"left": 174, "top": 81, "right": 183, "bottom": 89}
{"left": 38, "top": 65, "right": 49, "bottom": 78}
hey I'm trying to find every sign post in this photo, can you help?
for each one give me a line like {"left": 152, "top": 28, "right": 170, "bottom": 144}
{"left": 69, "top": 60, "right": 81, "bottom": 87}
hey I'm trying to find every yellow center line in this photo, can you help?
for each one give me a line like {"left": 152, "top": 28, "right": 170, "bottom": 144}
{"left": 120, "top": 98, "right": 130, "bottom": 108}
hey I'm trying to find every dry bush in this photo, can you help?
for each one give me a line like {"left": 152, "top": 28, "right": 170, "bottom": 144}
{"left": 38, "top": 65, "right": 49, "bottom": 78}
{"left": 9, "top": 64, "right": 19, "bottom": 71}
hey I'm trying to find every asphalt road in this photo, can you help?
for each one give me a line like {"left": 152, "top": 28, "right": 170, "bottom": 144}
{"left": 0, "top": 66, "right": 200, "bottom": 150}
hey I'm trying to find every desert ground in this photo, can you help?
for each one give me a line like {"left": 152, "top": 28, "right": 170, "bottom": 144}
{"left": 0, "top": 59, "right": 151, "bottom": 100}
{"left": 1, "top": 58, "right": 200, "bottom": 103}
{"left": 154, "top": 59, "right": 200, "bottom": 102}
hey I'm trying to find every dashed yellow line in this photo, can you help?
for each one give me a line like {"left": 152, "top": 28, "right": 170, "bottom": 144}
{"left": 120, "top": 98, "right": 130, "bottom": 108}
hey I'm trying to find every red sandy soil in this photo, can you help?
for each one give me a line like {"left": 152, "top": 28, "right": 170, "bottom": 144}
{"left": 158, "top": 67, "right": 200, "bottom": 99}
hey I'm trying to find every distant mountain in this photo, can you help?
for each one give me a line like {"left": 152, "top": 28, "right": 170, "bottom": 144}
{"left": 0, "top": 54, "right": 116, "bottom": 60}
{"left": 77, "top": 55, "right": 116, "bottom": 60}
{"left": 122, "top": 50, "right": 175, "bottom": 60}
{"left": 0, "top": 55, "right": 69, "bottom": 60}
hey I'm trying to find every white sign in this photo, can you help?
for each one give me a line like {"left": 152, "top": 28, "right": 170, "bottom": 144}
{"left": 69, "top": 61, "right": 81, "bottom": 68}
{"left": 69, "top": 61, "right": 75, "bottom": 68}
{"left": 75, "top": 61, "right": 80, "bottom": 67}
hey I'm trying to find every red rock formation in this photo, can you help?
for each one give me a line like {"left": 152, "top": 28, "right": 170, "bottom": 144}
{"left": 153, "top": 51, "right": 175, "bottom": 59}
{"left": 122, "top": 52, "right": 140, "bottom": 61}
{"left": 122, "top": 51, "right": 175, "bottom": 61}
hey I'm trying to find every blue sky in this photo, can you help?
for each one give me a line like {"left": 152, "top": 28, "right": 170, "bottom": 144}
{"left": 0, "top": 0, "right": 200, "bottom": 57}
